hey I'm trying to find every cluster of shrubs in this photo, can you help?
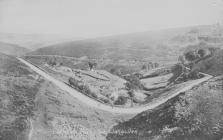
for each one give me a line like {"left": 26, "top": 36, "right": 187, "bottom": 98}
{"left": 48, "top": 60, "right": 57, "bottom": 66}
{"left": 69, "top": 77, "right": 131, "bottom": 106}
{"left": 169, "top": 63, "right": 204, "bottom": 83}
{"left": 170, "top": 47, "right": 220, "bottom": 83}
{"left": 124, "top": 74, "right": 144, "bottom": 90}
{"left": 99, "top": 98, "right": 110, "bottom": 104}
{"left": 68, "top": 77, "right": 98, "bottom": 99}
{"left": 180, "top": 47, "right": 219, "bottom": 66}
{"left": 69, "top": 77, "right": 113, "bottom": 104}
{"left": 114, "top": 96, "right": 128, "bottom": 105}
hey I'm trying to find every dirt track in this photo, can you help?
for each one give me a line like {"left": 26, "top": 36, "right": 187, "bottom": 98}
{"left": 28, "top": 118, "right": 33, "bottom": 140}
{"left": 18, "top": 57, "right": 213, "bottom": 114}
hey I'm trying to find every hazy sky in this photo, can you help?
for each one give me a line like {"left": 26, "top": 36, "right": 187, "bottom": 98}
{"left": 0, "top": 0, "right": 223, "bottom": 37}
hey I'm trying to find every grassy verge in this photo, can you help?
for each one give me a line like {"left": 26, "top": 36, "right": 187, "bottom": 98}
{"left": 0, "top": 54, "right": 42, "bottom": 140}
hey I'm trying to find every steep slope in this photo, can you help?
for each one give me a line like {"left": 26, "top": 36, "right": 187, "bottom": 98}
{"left": 30, "top": 25, "right": 223, "bottom": 61}
{"left": 0, "top": 42, "right": 30, "bottom": 56}
{"left": 106, "top": 75, "right": 223, "bottom": 140}
{"left": 192, "top": 49, "right": 223, "bottom": 76}
{"left": 0, "top": 53, "right": 37, "bottom": 140}
{"left": 105, "top": 48, "right": 223, "bottom": 140}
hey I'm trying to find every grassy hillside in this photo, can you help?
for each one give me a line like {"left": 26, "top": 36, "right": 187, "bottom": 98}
{"left": 0, "top": 53, "right": 40, "bottom": 140}
{"left": 30, "top": 25, "right": 223, "bottom": 62}
{"left": 106, "top": 76, "right": 223, "bottom": 140}
{"left": 0, "top": 52, "right": 32, "bottom": 75}
{"left": 0, "top": 42, "right": 30, "bottom": 56}
{"left": 0, "top": 53, "right": 132, "bottom": 140}
{"left": 192, "top": 49, "right": 223, "bottom": 76}
{"left": 105, "top": 46, "right": 223, "bottom": 140}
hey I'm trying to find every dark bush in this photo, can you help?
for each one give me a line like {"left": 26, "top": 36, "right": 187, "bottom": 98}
{"left": 169, "top": 64, "right": 185, "bottom": 83}
{"left": 154, "top": 62, "right": 159, "bottom": 68}
{"left": 141, "top": 65, "right": 147, "bottom": 70}
{"left": 68, "top": 77, "right": 80, "bottom": 87}
{"left": 100, "top": 98, "right": 110, "bottom": 104}
{"left": 184, "top": 51, "right": 199, "bottom": 62}
{"left": 68, "top": 77, "right": 98, "bottom": 99}
{"left": 110, "top": 67, "right": 122, "bottom": 76}
{"left": 88, "top": 62, "right": 97, "bottom": 70}
{"left": 124, "top": 75, "right": 144, "bottom": 90}
{"left": 188, "top": 70, "right": 200, "bottom": 79}
{"left": 48, "top": 60, "right": 56, "bottom": 66}
{"left": 114, "top": 96, "right": 127, "bottom": 105}
{"left": 87, "top": 90, "right": 98, "bottom": 99}
{"left": 197, "top": 49, "right": 208, "bottom": 58}
{"left": 133, "top": 73, "right": 143, "bottom": 79}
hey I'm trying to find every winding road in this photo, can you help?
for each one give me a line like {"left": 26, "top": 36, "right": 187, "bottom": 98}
{"left": 18, "top": 57, "right": 212, "bottom": 114}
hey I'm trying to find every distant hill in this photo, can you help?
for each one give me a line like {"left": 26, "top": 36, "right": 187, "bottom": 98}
{"left": 0, "top": 42, "right": 30, "bottom": 56}
{"left": 0, "top": 32, "right": 83, "bottom": 50}
{"left": 0, "top": 52, "right": 12, "bottom": 60}
{"left": 30, "top": 25, "right": 223, "bottom": 63}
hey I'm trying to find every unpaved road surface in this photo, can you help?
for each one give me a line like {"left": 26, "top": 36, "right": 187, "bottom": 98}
{"left": 18, "top": 57, "right": 212, "bottom": 114}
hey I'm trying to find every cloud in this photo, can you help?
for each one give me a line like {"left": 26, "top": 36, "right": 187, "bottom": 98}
{"left": 0, "top": 0, "right": 222, "bottom": 36}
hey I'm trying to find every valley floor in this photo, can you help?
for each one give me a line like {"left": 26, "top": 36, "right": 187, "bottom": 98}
{"left": 18, "top": 58, "right": 212, "bottom": 114}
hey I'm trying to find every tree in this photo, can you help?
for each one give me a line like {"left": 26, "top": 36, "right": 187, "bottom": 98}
{"left": 88, "top": 62, "right": 97, "bottom": 70}
{"left": 114, "top": 96, "right": 127, "bottom": 105}
{"left": 197, "top": 49, "right": 207, "bottom": 58}
{"left": 169, "top": 64, "right": 185, "bottom": 83}
{"left": 184, "top": 51, "right": 198, "bottom": 62}
{"left": 188, "top": 69, "right": 200, "bottom": 79}
{"left": 68, "top": 77, "right": 98, "bottom": 98}
{"left": 124, "top": 74, "right": 144, "bottom": 90}
{"left": 48, "top": 60, "right": 56, "bottom": 66}
{"left": 68, "top": 77, "right": 79, "bottom": 87}
{"left": 110, "top": 68, "right": 122, "bottom": 76}
{"left": 154, "top": 62, "right": 159, "bottom": 68}
{"left": 134, "top": 73, "right": 143, "bottom": 79}
{"left": 141, "top": 65, "right": 147, "bottom": 70}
